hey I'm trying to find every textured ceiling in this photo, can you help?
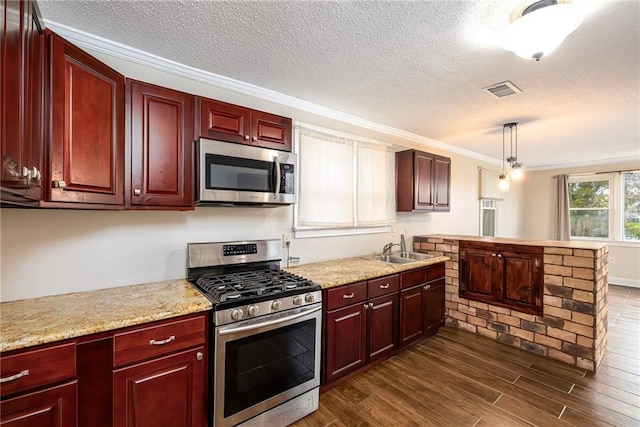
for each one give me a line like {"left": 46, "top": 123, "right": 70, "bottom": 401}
{"left": 38, "top": 0, "right": 640, "bottom": 169}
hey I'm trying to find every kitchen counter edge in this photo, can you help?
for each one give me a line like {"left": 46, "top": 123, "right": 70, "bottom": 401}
{"left": 285, "top": 256, "right": 450, "bottom": 289}
{"left": 0, "top": 279, "right": 212, "bottom": 353}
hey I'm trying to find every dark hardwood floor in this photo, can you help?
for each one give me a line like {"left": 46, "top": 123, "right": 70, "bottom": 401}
{"left": 294, "top": 285, "right": 640, "bottom": 427}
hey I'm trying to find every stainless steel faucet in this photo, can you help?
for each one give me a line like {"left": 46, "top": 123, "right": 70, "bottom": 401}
{"left": 382, "top": 242, "right": 399, "bottom": 255}
{"left": 400, "top": 234, "right": 406, "bottom": 252}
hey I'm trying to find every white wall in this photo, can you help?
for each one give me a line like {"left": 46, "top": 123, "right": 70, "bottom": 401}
{"left": 521, "top": 160, "right": 640, "bottom": 286}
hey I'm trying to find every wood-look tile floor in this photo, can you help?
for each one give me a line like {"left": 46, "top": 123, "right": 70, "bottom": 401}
{"left": 294, "top": 285, "right": 640, "bottom": 427}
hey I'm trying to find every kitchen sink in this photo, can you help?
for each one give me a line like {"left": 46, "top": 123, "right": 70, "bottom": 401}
{"left": 365, "top": 251, "right": 434, "bottom": 265}
{"left": 368, "top": 254, "right": 417, "bottom": 264}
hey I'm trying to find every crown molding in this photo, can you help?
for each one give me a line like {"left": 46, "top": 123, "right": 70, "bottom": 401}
{"left": 44, "top": 20, "right": 501, "bottom": 166}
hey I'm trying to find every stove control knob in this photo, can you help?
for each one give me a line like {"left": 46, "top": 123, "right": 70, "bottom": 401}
{"left": 271, "top": 300, "right": 282, "bottom": 311}
{"left": 292, "top": 296, "right": 303, "bottom": 306}
{"left": 231, "top": 308, "right": 243, "bottom": 321}
{"left": 305, "top": 293, "right": 315, "bottom": 303}
{"left": 247, "top": 305, "right": 259, "bottom": 317}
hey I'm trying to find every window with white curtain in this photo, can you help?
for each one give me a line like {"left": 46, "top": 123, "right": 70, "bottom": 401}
{"left": 295, "top": 126, "right": 395, "bottom": 234}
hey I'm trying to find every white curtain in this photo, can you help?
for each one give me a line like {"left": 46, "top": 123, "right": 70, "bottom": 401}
{"left": 555, "top": 174, "right": 570, "bottom": 240}
{"left": 297, "top": 126, "right": 395, "bottom": 228}
{"left": 357, "top": 141, "right": 396, "bottom": 226}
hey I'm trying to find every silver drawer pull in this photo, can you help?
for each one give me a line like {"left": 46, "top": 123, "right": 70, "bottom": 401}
{"left": 343, "top": 293, "right": 355, "bottom": 299}
{"left": 0, "top": 369, "right": 29, "bottom": 383}
{"left": 149, "top": 336, "right": 175, "bottom": 346}
{"left": 380, "top": 284, "right": 390, "bottom": 289}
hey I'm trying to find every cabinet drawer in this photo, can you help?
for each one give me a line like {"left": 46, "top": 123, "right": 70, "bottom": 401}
{"left": 400, "top": 268, "right": 426, "bottom": 289}
{"left": 368, "top": 275, "right": 399, "bottom": 299}
{"left": 425, "top": 263, "right": 445, "bottom": 282}
{"left": 1, "top": 342, "right": 76, "bottom": 397}
{"left": 114, "top": 315, "right": 205, "bottom": 367}
{"left": 326, "top": 282, "right": 367, "bottom": 311}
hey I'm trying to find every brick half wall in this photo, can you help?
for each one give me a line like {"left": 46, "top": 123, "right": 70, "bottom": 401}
{"left": 413, "top": 236, "right": 608, "bottom": 372}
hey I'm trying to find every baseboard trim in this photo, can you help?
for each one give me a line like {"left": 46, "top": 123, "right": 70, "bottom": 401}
{"left": 609, "top": 276, "right": 640, "bottom": 288}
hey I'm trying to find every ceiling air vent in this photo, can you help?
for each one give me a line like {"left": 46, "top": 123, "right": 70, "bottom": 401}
{"left": 482, "top": 81, "right": 522, "bottom": 98}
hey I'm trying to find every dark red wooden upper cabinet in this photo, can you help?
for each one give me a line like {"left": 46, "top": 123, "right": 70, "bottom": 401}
{"left": 1, "top": 0, "right": 44, "bottom": 204}
{"left": 48, "top": 31, "right": 125, "bottom": 206}
{"left": 197, "top": 97, "right": 292, "bottom": 152}
{"left": 396, "top": 149, "right": 451, "bottom": 212}
{"left": 128, "top": 80, "right": 195, "bottom": 209}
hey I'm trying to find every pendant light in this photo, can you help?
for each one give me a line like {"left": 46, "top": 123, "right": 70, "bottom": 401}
{"left": 502, "top": 0, "right": 585, "bottom": 62}
{"left": 504, "top": 122, "right": 524, "bottom": 180}
{"left": 499, "top": 125, "right": 510, "bottom": 192}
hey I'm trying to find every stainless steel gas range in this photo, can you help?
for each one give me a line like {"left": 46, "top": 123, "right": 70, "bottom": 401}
{"left": 187, "top": 239, "right": 321, "bottom": 427}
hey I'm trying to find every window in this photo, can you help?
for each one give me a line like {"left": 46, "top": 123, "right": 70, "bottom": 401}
{"left": 568, "top": 177, "right": 610, "bottom": 239}
{"left": 567, "top": 171, "right": 640, "bottom": 242}
{"left": 295, "top": 126, "right": 395, "bottom": 234}
{"left": 623, "top": 172, "right": 640, "bottom": 240}
{"left": 480, "top": 199, "right": 497, "bottom": 237}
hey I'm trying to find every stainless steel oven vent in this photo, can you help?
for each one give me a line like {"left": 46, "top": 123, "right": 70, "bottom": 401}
{"left": 482, "top": 81, "right": 522, "bottom": 98}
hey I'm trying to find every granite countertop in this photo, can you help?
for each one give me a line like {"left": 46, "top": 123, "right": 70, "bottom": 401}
{"left": 0, "top": 280, "right": 212, "bottom": 353}
{"left": 285, "top": 255, "right": 449, "bottom": 289}
{"left": 416, "top": 234, "right": 608, "bottom": 250}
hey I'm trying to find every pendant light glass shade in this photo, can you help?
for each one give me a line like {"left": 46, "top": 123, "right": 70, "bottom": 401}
{"left": 499, "top": 174, "right": 510, "bottom": 191}
{"left": 502, "top": 3, "right": 584, "bottom": 61}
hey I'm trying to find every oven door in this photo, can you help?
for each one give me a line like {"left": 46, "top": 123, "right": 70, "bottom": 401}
{"left": 214, "top": 304, "right": 321, "bottom": 427}
{"left": 197, "top": 138, "right": 296, "bottom": 205}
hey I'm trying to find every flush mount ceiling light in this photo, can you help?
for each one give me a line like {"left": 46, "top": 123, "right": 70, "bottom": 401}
{"left": 502, "top": 0, "right": 585, "bottom": 61}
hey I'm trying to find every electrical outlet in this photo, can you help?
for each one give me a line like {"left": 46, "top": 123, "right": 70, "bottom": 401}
{"left": 404, "top": 227, "right": 411, "bottom": 236}
{"left": 609, "top": 256, "right": 616, "bottom": 264}
{"left": 282, "top": 233, "right": 292, "bottom": 248}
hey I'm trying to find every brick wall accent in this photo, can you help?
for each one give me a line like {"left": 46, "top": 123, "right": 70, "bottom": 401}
{"left": 413, "top": 236, "right": 608, "bottom": 372}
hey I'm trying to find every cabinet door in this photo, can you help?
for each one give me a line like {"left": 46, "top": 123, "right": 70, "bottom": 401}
{"left": 1, "top": 0, "right": 43, "bottom": 202}
{"left": 501, "top": 250, "right": 543, "bottom": 314}
{"left": 399, "top": 285, "right": 425, "bottom": 347}
{"left": 250, "top": 110, "right": 292, "bottom": 151}
{"left": 113, "top": 346, "right": 206, "bottom": 427}
{"left": 0, "top": 381, "right": 77, "bottom": 427}
{"left": 324, "top": 303, "right": 367, "bottom": 384}
{"left": 367, "top": 294, "right": 398, "bottom": 362}
{"left": 49, "top": 32, "right": 124, "bottom": 205}
{"left": 424, "top": 278, "right": 445, "bottom": 337}
{"left": 198, "top": 98, "right": 250, "bottom": 144}
{"left": 460, "top": 247, "right": 500, "bottom": 303}
{"left": 433, "top": 155, "right": 450, "bottom": 211}
{"left": 129, "top": 80, "right": 194, "bottom": 208}
{"left": 413, "top": 151, "right": 434, "bottom": 210}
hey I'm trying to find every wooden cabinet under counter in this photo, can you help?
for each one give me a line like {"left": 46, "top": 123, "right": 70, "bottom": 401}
{"left": 0, "top": 342, "right": 77, "bottom": 427}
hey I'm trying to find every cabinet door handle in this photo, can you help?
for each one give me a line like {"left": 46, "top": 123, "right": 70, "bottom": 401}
{"left": 492, "top": 253, "right": 497, "bottom": 257}
{"left": 22, "top": 167, "right": 31, "bottom": 178}
{"left": 364, "top": 303, "right": 369, "bottom": 309}
{"left": 369, "top": 302, "right": 374, "bottom": 309}
{"left": 343, "top": 293, "right": 355, "bottom": 299}
{"left": 197, "top": 351, "right": 204, "bottom": 361}
{"left": 497, "top": 254, "right": 502, "bottom": 258}
{"left": 424, "top": 284, "right": 431, "bottom": 290}
{"left": 134, "top": 189, "right": 142, "bottom": 196}
{"left": 251, "top": 136, "right": 258, "bottom": 142}
{"left": 380, "top": 284, "right": 390, "bottom": 289}
{"left": 0, "top": 369, "right": 29, "bottom": 383}
{"left": 53, "top": 180, "right": 66, "bottom": 188}
{"left": 244, "top": 135, "right": 250, "bottom": 141}
{"left": 149, "top": 335, "right": 175, "bottom": 346}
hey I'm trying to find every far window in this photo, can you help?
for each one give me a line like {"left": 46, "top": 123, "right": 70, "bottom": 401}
{"left": 568, "top": 178, "right": 610, "bottom": 239}
{"left": 480, "top": 199, "right": 497, "bottom": 237}
{"left": 623, "top": 171, "right": 640, "bottom": 241}
{"left": 567, "top": 171, "right": 640, "bottom": 242}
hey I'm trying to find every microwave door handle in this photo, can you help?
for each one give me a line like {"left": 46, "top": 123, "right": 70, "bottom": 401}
{"left": 273, "top": 156, "right": 281, "bottom": 199}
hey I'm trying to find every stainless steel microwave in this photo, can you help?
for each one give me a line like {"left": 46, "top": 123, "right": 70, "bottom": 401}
{"left": 195, "top": 138, "right": 296, "bottom": 206}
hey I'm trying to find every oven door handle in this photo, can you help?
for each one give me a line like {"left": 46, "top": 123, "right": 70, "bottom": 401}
{"left": 219, "top": 305, "right": 321, "bottom": 336}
